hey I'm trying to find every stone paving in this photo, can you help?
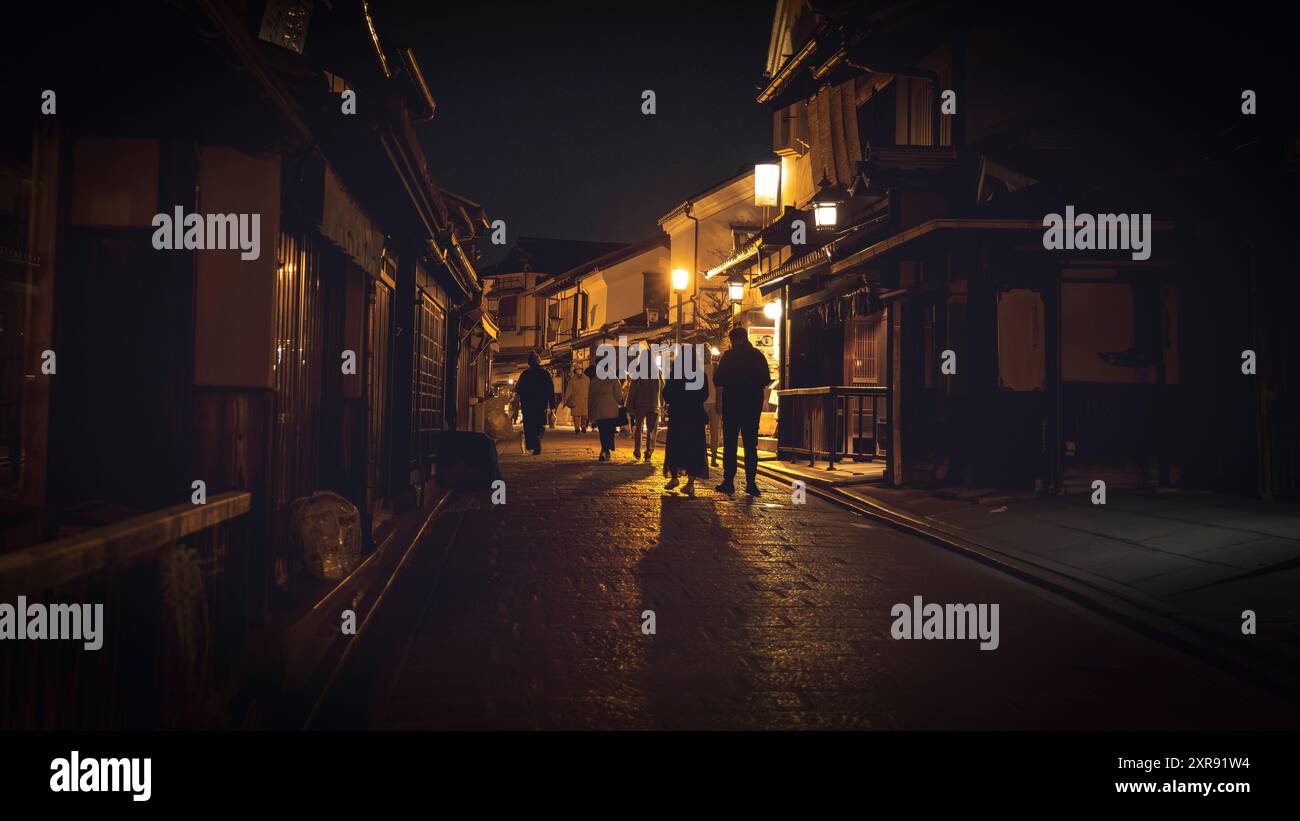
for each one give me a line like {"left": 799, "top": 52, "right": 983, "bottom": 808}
{"left": 342, "top": 430, "right": 1299, "bottom": 730}
{"left": 824, "top": 479, "right": 1300, "bottom": 644}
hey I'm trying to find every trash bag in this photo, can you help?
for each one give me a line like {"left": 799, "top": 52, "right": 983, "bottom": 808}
{"left": 290, "top": 491, "right": 361, "bottom": 581}
{"left": 436, "top": 430, "right": 503, "bottom": 489}
{"left": 482, "top": 394, "right": 515, "bottom": 441}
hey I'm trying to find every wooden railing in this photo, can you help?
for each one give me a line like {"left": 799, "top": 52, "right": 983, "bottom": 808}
{"left": 776, "top": 386, "right": 888, "bottom": 470}
{"left": 0, "top": 491, "right": 253, "bottom": 729}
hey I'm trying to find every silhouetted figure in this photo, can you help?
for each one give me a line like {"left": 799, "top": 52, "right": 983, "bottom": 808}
{"left": 515, "top": 351, "right": 554, "bottom": 455}
{"left": 625, "top": 343, "right": 661, "bottom": 462}
{"left": 661, "top": 348, "right": 709, "bottom": 496}
{"left": 712, "top": 326, "right": 771, "bottom": 496}
{"left": 703, "top": 353, "right": 720, "bottom": 467}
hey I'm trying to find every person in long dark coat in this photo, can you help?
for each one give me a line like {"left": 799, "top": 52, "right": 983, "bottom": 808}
{"left": 712, "top": 326, "right": 772, "bottom": 495}
{"left": 661, "top": 349, "right": 710, "bottom": 496}
{"left": 515, "top": 351, "right": 555, "bottom": 455}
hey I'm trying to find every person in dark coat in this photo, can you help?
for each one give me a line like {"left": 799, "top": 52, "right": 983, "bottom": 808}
{"left": 515, "top": 351, "right": 555, "bottom": 455}
{"left": 661, "top": 347, "right": 710, "bottom": 496}
{"left": 624, "top": 342, "right": 662, "bottom": 462}
{"left": 711, "top": 326, "right": 772, "bottom": 496}
{"left": 586, "top": 363, "right": 625, "bottom": 461}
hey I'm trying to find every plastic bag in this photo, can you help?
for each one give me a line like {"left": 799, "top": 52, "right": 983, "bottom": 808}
{"left": 290, "top": 491, "right": 361, "bottom": 580}
{"left": 482, "top": 395, "right": 515, "bottom": 441}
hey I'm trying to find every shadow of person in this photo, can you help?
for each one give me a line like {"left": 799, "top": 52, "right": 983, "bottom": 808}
{"left": 633, "top": 494, "right": 762, "bottom": 729}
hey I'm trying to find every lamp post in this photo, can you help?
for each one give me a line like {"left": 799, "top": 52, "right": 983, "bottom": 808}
{"left": 672, "top": 267, "right": 689, "bottom": 344}
{"left": 765, "top": 298, "right": 783, "bottom": 403}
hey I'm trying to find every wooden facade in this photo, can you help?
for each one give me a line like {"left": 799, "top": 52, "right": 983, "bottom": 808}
{"left": 751, "top": 0, "right": 1300, "bottom": 498}
{"left": 0, "top": 1, "right": 493, "bottom": 726}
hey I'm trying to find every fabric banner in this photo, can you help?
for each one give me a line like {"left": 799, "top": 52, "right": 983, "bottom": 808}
{"left": 807, "top": 79, "right": 862, "bottom": 187}
{"left": 320, "top": 166, "right": 384, "bottom": 274}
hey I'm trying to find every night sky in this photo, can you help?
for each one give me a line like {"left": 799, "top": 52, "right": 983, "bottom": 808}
{"left": 384, "top": 0, "right": 774, "bottom": 261}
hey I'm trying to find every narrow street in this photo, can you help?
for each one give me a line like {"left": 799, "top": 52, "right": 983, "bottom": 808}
{"left": 322, "top": 432, "right": 1299, "bottom": 731}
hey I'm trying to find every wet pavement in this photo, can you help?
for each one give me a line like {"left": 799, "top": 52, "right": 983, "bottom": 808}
{"left": 324, "top": 430, "right": 1300, "bottom": 730}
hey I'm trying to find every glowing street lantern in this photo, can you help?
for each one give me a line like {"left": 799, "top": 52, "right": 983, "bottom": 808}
{"left": 728, "top": 280, "right": 744, "bottom": 302}
{"left": 671, "top": 267, "right": 690, "bottom": 291}
{"left": 764, "top": 298, "right": 783, "bottom": 320}
{"left": 812, "top": 171, "right": 844, "bottom": 232}
{"left": 813, "top": 200, "right": 838, "bottom": 230}
{"left": 754, "top": 163, "right": 780, "bottom": 206}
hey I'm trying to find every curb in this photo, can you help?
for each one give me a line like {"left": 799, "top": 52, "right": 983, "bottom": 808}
{"left": 302, "top": 489, "right": 454, "bottom": 729}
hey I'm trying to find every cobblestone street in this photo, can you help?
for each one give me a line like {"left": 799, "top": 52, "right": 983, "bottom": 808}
{"left": 330, "top": 431, "right": 1299, "bottom": 730}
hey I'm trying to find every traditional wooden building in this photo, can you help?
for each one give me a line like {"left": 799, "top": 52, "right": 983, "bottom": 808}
{"left": 526, "top": 236, "right": 671, "bottom": 375}
{"left": 0, "top": 1, "right": 492, "bottom": 727}
{"left": 481, "top": 237, "right": 625, "bottom": 383}
{"left": 743, "top": 0, "right": 1300, "bottom": 498}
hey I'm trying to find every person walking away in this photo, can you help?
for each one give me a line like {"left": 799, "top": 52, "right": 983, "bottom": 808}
{"left": 703, "top": 351, "right": 721, "bottom": 467}
{"left": 587, "top": 364, "right": 624, "bottom": 461}
{"left": 712, "top": 326, "right": 771, "bottom": 496}
{"left": 515, "top": 351, "right": 554, "bottom": 455}
{"left": 549, "top": 368, "right": 564, "bottom": 428}
{"left": 563, "top": 366, "right": 590, "bottom": 433}
{"left": 661, "top": 348, "right": 709, "bottom": 496}
{"left": 624, "top": 343, "right": 661, "bottom": 462}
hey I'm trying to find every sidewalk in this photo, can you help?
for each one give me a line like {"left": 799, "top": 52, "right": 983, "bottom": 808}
{"left": 761, "top": 457, "right": 1300, "bottom": 683}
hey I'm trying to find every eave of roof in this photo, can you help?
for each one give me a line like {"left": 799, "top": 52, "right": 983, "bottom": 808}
{"left": 527, "top": 235, "right": 669, "bottom": 296}
{"left": 658, "top": 168, "right": 756, "bottom": 226}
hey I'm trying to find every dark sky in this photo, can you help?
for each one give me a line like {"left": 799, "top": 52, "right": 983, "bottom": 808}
{"left": 383, "top": 1, "right": 774, "bottom": 262}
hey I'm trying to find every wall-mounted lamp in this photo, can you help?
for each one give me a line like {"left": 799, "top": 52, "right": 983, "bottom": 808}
{"left": 812, "top": 171, "right": 845, "bottom": 232}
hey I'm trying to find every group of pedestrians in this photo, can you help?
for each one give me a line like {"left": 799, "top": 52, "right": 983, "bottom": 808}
{"left": 514, "top": 327, "right": 772, "bottom": 497}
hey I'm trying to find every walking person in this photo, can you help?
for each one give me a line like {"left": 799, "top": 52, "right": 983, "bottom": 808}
{"left": 587, "top": 363, "right": 624, "bottom": 462}
{"left": 661, "top": 347, "right": 709, "bottom": 496}
{"left": 515, "top": 351, "right": 555, "bottom": 455}
{"left": 703, "top": 350, "right": 721, "bottom": 468}
{"left": 549, "top": 367, "right": 564, "bottom": 428}
{"left": 712, "top": 326, "right": 772, "bottom": 496}
{"left": 624, "top": 343, "right": 661, "bottom": 462}
{"left": 563, "top": 366, "right": 590, "bottom": 433}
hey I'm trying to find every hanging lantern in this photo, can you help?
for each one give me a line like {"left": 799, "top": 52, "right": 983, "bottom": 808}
{"left": 728, "top": 279, "right": 745, "bottom": 302}
{"left": 812, "top": 171, "right": 845, "bottom": 232}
